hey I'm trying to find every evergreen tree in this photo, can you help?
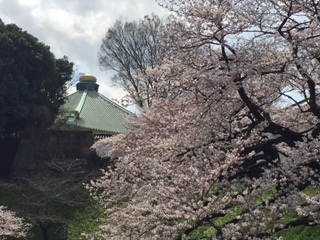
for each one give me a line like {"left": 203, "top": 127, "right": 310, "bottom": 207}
{"left": 0, "top": 19, "right": 74, "bottom": 136}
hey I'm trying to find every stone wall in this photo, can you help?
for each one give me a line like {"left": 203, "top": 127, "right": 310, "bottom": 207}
{"left": 12, "top": 130, "right": 96, "bottom": 176}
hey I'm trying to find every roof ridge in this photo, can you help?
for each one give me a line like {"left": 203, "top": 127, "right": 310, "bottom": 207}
{"left": 75, "top": 91, "right": 88, "bottom": 113}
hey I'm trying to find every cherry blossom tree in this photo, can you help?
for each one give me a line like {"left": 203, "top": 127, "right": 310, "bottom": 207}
{"left": 89, "top": 0, "right": 320, "bottom": 239}
{"left": 0, "top": 205, "right": 30, "bottom": 238}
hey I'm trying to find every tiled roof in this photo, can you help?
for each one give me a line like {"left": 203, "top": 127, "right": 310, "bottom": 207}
{"left": 62, "top": 90, "right": 133, "bottom": 134}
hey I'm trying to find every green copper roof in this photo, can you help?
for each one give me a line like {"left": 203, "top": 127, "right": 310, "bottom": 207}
{"left": 59, "top": 74, "right": 134, "bottom": 134}
{"left": 62, "top": 90, "right": 133, "bottom": 134}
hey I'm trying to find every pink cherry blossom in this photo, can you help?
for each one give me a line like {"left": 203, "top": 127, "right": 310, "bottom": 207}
{"left": 88, "top": 0, "right": 320, "bottom": 239}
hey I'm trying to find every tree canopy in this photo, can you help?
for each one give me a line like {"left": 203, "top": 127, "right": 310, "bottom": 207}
{"left": 0, "top": 19, "right": 74, "bottom": 136}
{"left": 90, "top": 0, "right": 320, "bottom": 239}
{"left": 98, "top": 14, "right": 182, "bottom": 108}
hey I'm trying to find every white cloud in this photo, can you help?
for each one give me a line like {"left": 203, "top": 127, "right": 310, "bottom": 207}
{"left": 0, "top": 0, "right": 168, "bottom": 110}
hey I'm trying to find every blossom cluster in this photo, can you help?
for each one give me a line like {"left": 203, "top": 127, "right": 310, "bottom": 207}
{"left": 0, "top": 205, "right": 30, "bottom": 238}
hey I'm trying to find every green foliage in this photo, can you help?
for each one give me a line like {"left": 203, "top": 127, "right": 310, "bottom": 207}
{"left": 184, "top": 186, "right": 298, "bottom": 239}
{"left": 183, "top": 205, "right": 242, "bottom": 239}
{"left": 282, "top": 211, "right": 300, "bottom": 225}
{"left": 271, "top": 186, "right": 320, "bottom": 239}
{"left": 303, "top": 185, "right": 320, "bottom": 197}
{"left": 67, "top": 201, "right": 105, "bottom": 240}
{"left": 187, "top": 226, "right": 217, "bottom": 240}
{"left": 275, "top": 226, "right": 320, "bottom": 240}
{"left": 0, "top": 19, "right": 74, "bottom": 135}
{"left": 0, "top": 181, "right": 90, "bottom": 240}
{"left": 0, "top": 183, "right": 87, "bottom": 220}
{"left": 256, "top": 188, "right": 277, "bottom": 205}
{"left": 212, "top": 205, "right": 242, "bottom": 227}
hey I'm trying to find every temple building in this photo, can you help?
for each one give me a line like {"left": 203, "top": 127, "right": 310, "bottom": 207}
{"left": 12, "top": 74, "right": 134, "bottom": 175}
{"left": 56, "top": 74, "right": 134, "bottom": 139}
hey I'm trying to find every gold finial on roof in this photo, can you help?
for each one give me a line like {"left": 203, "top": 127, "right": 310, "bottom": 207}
{"left": 80, "top": 74, "right": 97, "bottom": 83}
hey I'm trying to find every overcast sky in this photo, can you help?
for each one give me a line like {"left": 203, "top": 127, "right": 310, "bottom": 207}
{"left": 0, "top": 0, "right": 168, "bottom": 111}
